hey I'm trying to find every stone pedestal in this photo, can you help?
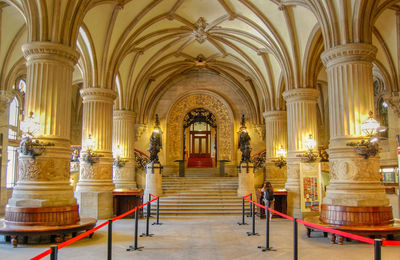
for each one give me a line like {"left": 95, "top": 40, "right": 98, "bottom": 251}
{"left": 283, "top": 88, "right": 319, "bottom": 218}
{"left": 113, "top": 110, "right": 137, "bottom": 189}
{"left": 320, "top": 43, "right": 391, "bottom": 225}
{"left": 237, "top": 162, "right": 255, "bottom": 197}
{"left": 144, "top": 162, "right": 163, "bottom": 202}
{"left": 5, "top": 42, "right": 80, "bottom": 224}
{"left": 75, "top": 88, "right": 116, "bottom": 219}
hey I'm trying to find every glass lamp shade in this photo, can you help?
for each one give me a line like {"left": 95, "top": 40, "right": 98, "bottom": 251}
{"left": 304, "top": 134, "right": 316, "bottom": 151}
{"left": 113, "top": 145, "right": 123, "bottom": 159}
{"left": 361, "top": 111, "right": 380, "bottom": 137}
{"left": 85, "top": 134, "right": 97, "bottom": 151}
{"left": 276, "top": 145, "right": 287, "bottom": 158}
{"left": 20, "top": 112, "right": 41, "bottom": 138}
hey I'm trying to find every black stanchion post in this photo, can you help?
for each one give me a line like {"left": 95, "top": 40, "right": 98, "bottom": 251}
{"left": 107, "top": 219, "right": 112, "bottom": 260}
{"left": 247, "top": 194, "right": 253, "bottom": 217}
{"left": 127, "top": 210, "right": 143, "bottom": 251}
{"left": 258, "top": 208, "right": 274, "bottom": 251}
{"left": 374, "top": 239, "right": 382, "bottom": 260}
{"left": 237, "top": 197, "right": 247, "bottom": 225}
{"left": 152, "top": 196, "right": 162, "bottom": 225}
{"left": 50, "top": 245, "right": 58, "bottom": 260}
{"left": 141, "top": 194, "right": 154, "bottom": 237}
{"left": 246, "top": 202, "right": 259, "bottom": 236}
{"left": 293, "top": 218, "right": 298, "bottom": 260}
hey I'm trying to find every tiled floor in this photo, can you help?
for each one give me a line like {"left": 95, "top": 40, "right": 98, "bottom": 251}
{"left": 1, "top": 216, "right": 400, "bottom": 260}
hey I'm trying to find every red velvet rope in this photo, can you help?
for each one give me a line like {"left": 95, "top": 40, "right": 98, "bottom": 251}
{"left": 382, "top": 240, "right": 400, "bottom": 246}
{"left": 32, "top": 195, "right": 160, "bottom": 259}
{"left": 30, "top": 248, "right": 52, "bottom": 260}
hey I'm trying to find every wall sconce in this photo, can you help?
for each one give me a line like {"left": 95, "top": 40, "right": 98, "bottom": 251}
{"left": 297, "top": 134, "right": 319, "bottom": 163}
{"left": 82, "top": 134, "right": 102, "bottom": 165}
{"left": 19, "top": 112, "right": 53, "bottom": 158}
{"left": 113, "top": 145, "right": 127, "bottom": 168}
{"left": 346, "top": 111, "right": 383, "bottom": 159}
{"left": 273, "top": 145, "right": 287, "bottom": 168}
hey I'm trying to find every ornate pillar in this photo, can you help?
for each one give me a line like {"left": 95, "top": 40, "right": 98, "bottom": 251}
{"left": 263, "top": 111, "right": 287, "bottom": 188}
{"left": 75, "top": 88, "right": 116, "bottom": 219}
{"left": 320, "top": 44, "right": 391, "bottom": 225}
{"left": 0, "top": 91, "right": 15, "bottom": 214}
{"left": 113, "top": 110, "right": 137, "bottom": 189}
{"left": 283, "top": 88, "right": 319, "bottom": 218}
{"left": 5, "top": 42, "right": 80, "bottom": 225}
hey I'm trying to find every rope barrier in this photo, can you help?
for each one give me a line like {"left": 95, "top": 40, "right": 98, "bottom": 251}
{"left": 31, "top": 194, "right": 160, "bottom": 260}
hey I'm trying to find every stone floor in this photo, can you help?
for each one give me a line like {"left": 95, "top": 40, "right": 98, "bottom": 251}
{"left": 1, "top": 216, "right": 400, "bottom": 260}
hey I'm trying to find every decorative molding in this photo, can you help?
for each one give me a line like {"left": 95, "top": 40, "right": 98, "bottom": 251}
{"left": 263, "top": 110, "right": 287, "bottom": 121}
{"left": 22, "top": 42, "right": 80, "bottom": 66}
{"left": 321, "top": 43, "right": 377, "bottom": 68}
{"left": 18, "top": 156, "right": 70, "bottom": 181}
{"left": 135, "top": 123, "right": 147, "bottom": 141}
{"left": 0, "top": 90, "right": 15, "bottom": 114}
{"left": 193, "top": 17, "right": 208, "bottom": 43}
{"left": 283, "top": 88, "right": 320, "bottom": 102}
{"left": 80, "top": 88, "right": 117, "bottom": 103}
{"left": 253, "top": 124, "right": 265, "bottom": 140}
{"left": 386, "top": 93, "right": 400, "bottom": 117}
{"left": 113, "top": 110, "right": 137, "bottom": 120}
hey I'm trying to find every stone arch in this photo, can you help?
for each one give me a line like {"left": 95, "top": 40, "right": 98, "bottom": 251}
{"left": 166, "top": 93, "right": 234, "bottom": 165}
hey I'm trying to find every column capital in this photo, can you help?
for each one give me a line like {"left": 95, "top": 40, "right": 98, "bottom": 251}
{"left": 22, "top": 42, "right": 80, "bottom": 67}
{"left": 283, "top": 88, "right": 319, "bottom": 103}
{"left": 0, "top": 90, "right": 15, "bottom": 114}
{"left": 321, "top": 43, "right": 377, "bottom": 68}
{"left": 113, "top": 110, "right": 137, "bottom": 120}
{"left": 80, "top": 88, "right": 117, "bottom": 104}
{"left": 263, "top": 110, "right": 287, "bottom": 121}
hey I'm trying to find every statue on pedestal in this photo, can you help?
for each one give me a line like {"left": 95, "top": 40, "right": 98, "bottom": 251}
{"left": 148, "top": 114, "right": 162, "bottom": 163}
{"left": 238, "top": 114, "right": 251, "bottom": 163}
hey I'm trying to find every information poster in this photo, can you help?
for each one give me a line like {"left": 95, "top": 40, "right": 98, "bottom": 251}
{"left": 300, "top": 162, "right": 322, "bottom": 212}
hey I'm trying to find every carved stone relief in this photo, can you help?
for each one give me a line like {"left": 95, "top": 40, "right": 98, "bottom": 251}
{"left": 330, "top": 158, "right": 380, "bottom": 182}
{"left": 18, "top": 156, "right": 70, "bottom": 181}
{"left": 166, "top": 94, "right": 233, "bottom": 164}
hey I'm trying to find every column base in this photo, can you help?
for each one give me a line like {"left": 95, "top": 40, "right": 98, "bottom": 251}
{"left": 144, "top": 162, "right": 163, "bottom": 200}
{"left": 113, "top": 162, "right": 137, "bottom": 190}
{"left": 320, "top": 204, "right": 393, "bottom": 226}
{"left": 74, "top": 190, "right": 113, "bottom": 219}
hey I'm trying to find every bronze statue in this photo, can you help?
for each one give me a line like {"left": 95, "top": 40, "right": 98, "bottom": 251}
{"left": 238, "top": 114, "right": 251, "bottom": 163}
{"left": 148, "top": 114, "right": 162, "bottom": 163}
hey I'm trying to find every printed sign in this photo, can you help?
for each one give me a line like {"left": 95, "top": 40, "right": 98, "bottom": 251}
{"left": 300, "top": 162, "right": 322, "bottom": 212}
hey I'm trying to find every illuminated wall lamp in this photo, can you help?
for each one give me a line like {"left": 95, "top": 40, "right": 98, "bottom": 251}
{"left": 346, "top": 111, "right": 383, "bottom": 159}
{"left": 297, "top": 134, "right": 319, "bottom": 163}
{"left": 113, "top": 145, "right": 128, "bottom": 168}
{"left": 273, "top": 145, "right": 287, "bottom": 168}
{"left": 82, "top": 134, "right": 103, "bottom": 165}
{"left": 19, "top": 112, "right": 53, "bottom": 158}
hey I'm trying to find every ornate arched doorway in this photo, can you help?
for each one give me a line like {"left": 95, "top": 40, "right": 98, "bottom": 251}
{"left": 183, "top": 108, "right": 216, "bottom": 167}
{"left": 166, "top": 93, "right": 234, "bottom": 166}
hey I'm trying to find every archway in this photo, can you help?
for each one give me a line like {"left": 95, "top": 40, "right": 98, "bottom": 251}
{"left": 166, "top": 93, "right": 234, "bottom": 166}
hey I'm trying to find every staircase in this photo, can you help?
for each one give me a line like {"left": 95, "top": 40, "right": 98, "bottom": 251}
{"left": 152, "top": 168, "right": 249, "bottom": 215}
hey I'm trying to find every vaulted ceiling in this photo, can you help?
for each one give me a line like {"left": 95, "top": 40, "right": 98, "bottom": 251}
{"left": 0, "top": 0, "right": 399, "bottom": 125}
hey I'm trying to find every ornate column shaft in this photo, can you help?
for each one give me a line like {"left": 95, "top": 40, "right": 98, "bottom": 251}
{"left": 75, "top": 88, "right": 116, "bottom": 219}
{"left": 5, "top": 42, "right": 80, "bottom": 225}
{"left": 113, "top": 110, "right": 137, "bottom": 189}
{"left": 263, "top": 111, "right": 287, "bottom": 188}
{"left": 283, "top": 88, "right": 319, "bottom": 217}
{"left": 321, "top": 44, "right": 389, "bottom": 217}
{"left": 0, "top": 91, "right": 15, "bottom": 214}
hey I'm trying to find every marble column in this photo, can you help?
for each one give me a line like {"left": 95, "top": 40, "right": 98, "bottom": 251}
{"left": 113, "top": 110, "right": 137, "bottom": 189}
{"left": 263, "top": 111, "right": 287, "bottom": 189}
{"left": 0, "top": 91, "right": 15, "bottom": 214}
{"left": 5, "top": 42, "right": 80, "bottom": 225}
{"left": 283, "top": 88, "right": 319, "bottom": 218}
{"left": 321, "top": 44, "right": 389, "bottom": 214}
{"left": 75, "top": 88, "right": 116, "bottom": 219}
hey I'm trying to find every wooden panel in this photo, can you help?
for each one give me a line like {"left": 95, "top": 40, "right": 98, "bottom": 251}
{"left": 320, "top": 204, "right": 393, "bottom": 226}
{"left": 5, "top": 205, "right": 80, "bottom": 226}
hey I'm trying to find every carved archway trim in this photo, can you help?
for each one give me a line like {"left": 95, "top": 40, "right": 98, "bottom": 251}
{"left": 166, "top": 93, "right": 234, "bottom": 164}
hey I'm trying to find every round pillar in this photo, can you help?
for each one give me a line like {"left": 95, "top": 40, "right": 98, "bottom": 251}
{"left": 283, "top": 88, "right": 319, "bottom": 218}
{"left": 113, "top": 110, "right": 137, "bottom": 189}
{"left": 75, "top": 88, "right": 116, "bottom": 219}
{"left": 263, "top": 111, "right": 287, "bottom": 188}
{"left": 320, "top": 43, "right": 391, "bottom": 225}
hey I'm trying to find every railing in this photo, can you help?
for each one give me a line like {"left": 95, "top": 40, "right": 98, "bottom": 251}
{"left": 31, "top": 194, "right": 161, "bottom": 260}
{"left": 240, "top": 193, "right": 400, "bottom": 260}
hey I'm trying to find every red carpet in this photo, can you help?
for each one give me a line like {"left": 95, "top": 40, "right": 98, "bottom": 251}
{"left": 187, "top": 157, "right": 213, "bottom": 168}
